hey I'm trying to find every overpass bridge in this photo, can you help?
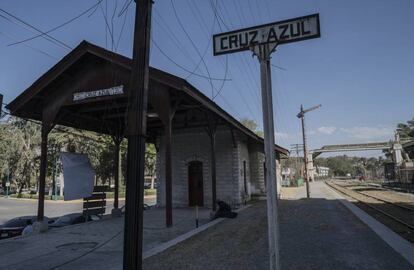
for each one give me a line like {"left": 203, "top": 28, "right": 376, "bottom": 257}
{"left": 305, "top": 138, "right": 414, "bottom": 181}
{"left": 311, "top": 142, "right": 392, "bottom": 158}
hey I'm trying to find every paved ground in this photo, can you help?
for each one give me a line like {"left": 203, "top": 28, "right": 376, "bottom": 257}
{"left": 1, "top": 182, "right": 413, "bottom": 270}
{"left": 0, "top": 196, "right": 156, "bottom": 224}
{"left": 143, "top": 182, "right": 414, "bottom": 270}
{"left": 0, "top": 206, "right": 212, "bottom": 270}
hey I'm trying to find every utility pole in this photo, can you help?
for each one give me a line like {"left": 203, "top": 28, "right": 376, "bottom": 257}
{"left": 290, "top": 143, "right": 303, "bottom": 179}
{"left": 212, "top": 13, "right": 320, "bottom": 270}
{"left": 251, "top": 42, "right": 280, "bottom": 270}
{"left": 123, "top": 1, "right": 152, "bottom": 270}
{"left": 297, "top": 104, "right": 321, "bottom": 198}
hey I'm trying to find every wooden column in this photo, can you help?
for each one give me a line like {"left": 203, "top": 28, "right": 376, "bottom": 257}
{"left": 113, "top": 137, "right": 121, "bottom": 209}
{"left": 205, "top": 113, "right": 218, "bottom": 211}
{"left": 210, "top": 131, "right": 217, "bottom": 211}
{"left": 164, "top": 117, "right": 173, "bottom": 227}
{"left": 123, "top": 0, "right": 152, "bottom": 269}
{"left": 149, "top": 85, "right": 178, "bottom": 228}
{"left": 37, "top": 126, "right": 49, "bottom": 221}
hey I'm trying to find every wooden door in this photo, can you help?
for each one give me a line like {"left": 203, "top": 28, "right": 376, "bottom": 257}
{"left": 188, "top": 161, "right": 203, "bottom": 206}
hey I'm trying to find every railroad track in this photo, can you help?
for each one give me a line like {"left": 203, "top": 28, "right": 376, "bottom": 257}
{"left": 349, "top": 186, "right": 414, "bottom": 212}
{"left": 326, "top": 181, "right": 414, "bottom": 232}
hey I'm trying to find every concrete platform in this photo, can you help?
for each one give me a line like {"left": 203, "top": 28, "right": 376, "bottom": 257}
{"left": 144, "top": 182, "right": 414, "bottom": 270}
{"left": 2, "top": 182, "right": 413, "bottom": 269}
{"left": 0, "top": 206, "right": 212, "bottom": 270}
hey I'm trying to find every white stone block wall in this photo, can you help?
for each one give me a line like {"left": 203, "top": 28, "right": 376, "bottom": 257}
{"left": 236, "top": 135, "right": 251, "bottom": 204}
{"left": 155, "top": 126, "right": 283, "bottom": 208}
{"left": 249, "top": 145, "right": 265, "bottom": 195}
{"left": 156, "top": 127, "right": 239, "bottom": 208}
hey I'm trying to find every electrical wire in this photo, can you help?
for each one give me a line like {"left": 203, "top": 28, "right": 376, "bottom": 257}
{"left": 170, "top": 0, "right": 215, "bottom": 98}
{"left": 151, "top": 39, "right": 230, "bottom": 82}
{"left": 100, "top": 1, "right": 116, "bottom": 51}
{"left": 115, "top": 2, "right": 129, "bottom": 51}
{"left": 7, "top": 0, "right": 104, "bottom": 47}
{"left": 0, "top": 31, "right": 58, "bottom": 60}
{"left": 111, "top": 0, "right": 118, "bottom": 51}
{"left": 0, "top": 8, "right": 72, "bottom": 50}
{"left": 118, "top": 0, "right": 133, "bottom": 17}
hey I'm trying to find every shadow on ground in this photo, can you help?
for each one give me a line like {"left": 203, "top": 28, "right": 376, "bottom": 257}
{"left": 143, "top": 198, "right": 414, "bottom": 270}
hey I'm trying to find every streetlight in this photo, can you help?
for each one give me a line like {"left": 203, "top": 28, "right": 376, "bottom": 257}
{"left": 297, "top": 104, "right": 321, "bottom": 198}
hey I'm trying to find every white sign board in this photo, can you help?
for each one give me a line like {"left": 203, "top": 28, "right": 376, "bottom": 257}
{"left": 73, "top": 85, "right": 124, "bottom": 101}
{"left": 60, "top": 152, "right": 95, "bottom": 201}
{"left": 213, "top": 14, "right": 320, "bottom": 55}
{"left": 5, "top": 182, "right": 10, "bottom": 187}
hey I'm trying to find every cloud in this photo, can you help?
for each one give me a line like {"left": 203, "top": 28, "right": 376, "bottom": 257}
{"left": 339, "top": 127, "right": 394, "bottom": 140}
{"left": 317, "top": 126, "right": 337, "bottom": 135}
{"left": 275, "top": 132, "right": 291, "bottom": 139}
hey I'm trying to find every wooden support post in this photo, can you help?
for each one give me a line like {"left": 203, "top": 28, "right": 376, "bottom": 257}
{"left": 165, "top": 117, "right": 173, "bottom": 227}
{"left": 205, "top": 113, "right": 217, "bottom": 211}
{"left": 123, "top": 0, "right": 152, "bottom": 269}
{"left": 113, "top": 137, "right": 121, "bottom": 209}
{"left": 210, "top": 131, "right": 217, "bottom": 211}
{"left": 37, "top": 126, "right": 49, "bottom": 221}
{"left": 149, "top": 86, "right": 178, "bottom": 228}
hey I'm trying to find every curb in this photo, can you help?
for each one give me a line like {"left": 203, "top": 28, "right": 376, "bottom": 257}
{"left": 143, "top": 204, "right": 253, "bottom": 259}
{"left": 325, "top": 182, "right": 414, "bottom": 267}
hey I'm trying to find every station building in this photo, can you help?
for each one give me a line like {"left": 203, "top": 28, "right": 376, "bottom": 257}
{"left": 7, "top": 41, "right": 288, "bottom": 225}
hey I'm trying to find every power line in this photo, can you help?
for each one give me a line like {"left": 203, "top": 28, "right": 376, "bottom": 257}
{"left": 115, "top": 2, "right": 129, "bottom": 51}
{"left": 151, "top": 39, "right": 229, "bottom": 82}
{"left": 0, "top": 8, "right": 72, "bottom": 50}
{"left": 7, "top": 0, "right": 104, "bottom": 47}
{"left": 0, "top": 31, "right": 57, "bottom": 60}
{"left": 170, "top": 0, "right": 215, "bottom": 98}
{"left": 211, "top": 1, "right": 262, "bottom": 118}
{"left": 118, "top": 0, "right": 133, "bottom": 17}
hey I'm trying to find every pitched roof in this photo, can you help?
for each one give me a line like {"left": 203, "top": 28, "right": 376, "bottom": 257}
{"left": 7, "top": 40, "right": 289, "bottom": 156}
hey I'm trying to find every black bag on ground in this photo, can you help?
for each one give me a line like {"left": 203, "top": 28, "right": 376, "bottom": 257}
{"left": 215, "top": 200, "right": 238, "bottom": 219}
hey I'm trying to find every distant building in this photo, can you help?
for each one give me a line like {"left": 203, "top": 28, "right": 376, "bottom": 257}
{"left": 315, "top": 166, "right": 329, "bottom": 178}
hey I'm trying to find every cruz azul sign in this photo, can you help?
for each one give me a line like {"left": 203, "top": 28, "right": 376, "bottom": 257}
{"left": 213, "top": 14, "right": 321, "bottom": 270}
{"left": 73, "top": 85, "right": 124, "bottom": 101}
{"left": 213, "top": 14, "right": 320, "bottom": 55}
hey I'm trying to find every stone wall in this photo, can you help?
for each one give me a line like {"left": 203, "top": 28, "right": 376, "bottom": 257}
{"left": 156, "top": 127, "right": 240, "bottom": 208}
{"left": 249, "top": 143, "right": 265, "bottom": 195}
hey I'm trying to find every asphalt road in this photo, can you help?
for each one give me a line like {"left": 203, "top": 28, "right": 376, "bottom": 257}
{"left": 0, "top": 196, "right": 156, "bottom": 224}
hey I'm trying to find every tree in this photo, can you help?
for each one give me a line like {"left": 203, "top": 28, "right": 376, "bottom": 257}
{"left": 0, "top": 118, "right": 41, "bottom": 194}
{"left": 397, "top": 117, "right": 414, "bottom": 139}
{"left": 314, "top": 155, "right": 384, "bottom": 179}
{"left": 0, "top": 116, "right": 160, "bottom": 194}
{"left": 240, "top": 118, "right": 263, "bottom": 138}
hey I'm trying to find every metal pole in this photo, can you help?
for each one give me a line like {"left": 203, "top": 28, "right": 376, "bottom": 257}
{"left": 255, "top": 43, "right": 280, "bottom": 270}
{"left": 300, "top": 106, "right": 310, "bottom": 198}
{"left": 123, "top": 0, "right": 152, "bottom": 269}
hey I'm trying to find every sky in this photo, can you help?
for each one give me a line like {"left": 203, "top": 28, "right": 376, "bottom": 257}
{"left": 0, "top": 0, "right": 413, "bottom": 158}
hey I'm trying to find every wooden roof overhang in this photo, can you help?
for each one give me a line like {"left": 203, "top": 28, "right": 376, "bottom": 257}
{"left": 7, "top": 41, "right": 289, "bottom": 157}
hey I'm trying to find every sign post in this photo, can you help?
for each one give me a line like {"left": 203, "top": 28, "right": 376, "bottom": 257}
{"left": 213, "top": 13, "right": 320, "bottom": 270}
